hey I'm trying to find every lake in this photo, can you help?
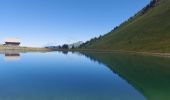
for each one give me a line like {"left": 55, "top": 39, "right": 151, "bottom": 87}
{"left": 0, "top": 51, "right": 170, "bottom": 100}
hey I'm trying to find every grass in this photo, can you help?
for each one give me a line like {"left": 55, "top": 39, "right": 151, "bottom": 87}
{"left": 0, "top": 45, "right": 52, "bottom": 52}
{"left": 83, "top": 0, "right": 170, "bottom": 53}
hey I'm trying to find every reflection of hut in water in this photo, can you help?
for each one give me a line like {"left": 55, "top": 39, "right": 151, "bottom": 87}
{"left": 4, "top": 53, "right": 20, "bottom": 61}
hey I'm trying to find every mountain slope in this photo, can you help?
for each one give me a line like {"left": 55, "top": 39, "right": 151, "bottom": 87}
{"left": 82, "top": 0, "right": 170, "bottom": 52}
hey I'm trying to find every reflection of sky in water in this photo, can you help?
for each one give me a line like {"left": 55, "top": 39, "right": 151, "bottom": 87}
{"left": 0, "top": 52, "right": 145, "bottom": 100}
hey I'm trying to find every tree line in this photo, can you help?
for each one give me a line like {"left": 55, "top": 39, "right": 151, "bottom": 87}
{"left": 46, "top": 44, "right": 76, "bottom": 49}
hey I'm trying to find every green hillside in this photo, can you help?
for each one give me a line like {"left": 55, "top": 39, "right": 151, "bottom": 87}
{"left": 82, "top": 0, "right": 170, "bottom": 53}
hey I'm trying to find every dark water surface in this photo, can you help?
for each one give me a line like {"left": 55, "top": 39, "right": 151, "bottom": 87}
{"left": 0, "top": 51, "right": 170, "bottom": 100}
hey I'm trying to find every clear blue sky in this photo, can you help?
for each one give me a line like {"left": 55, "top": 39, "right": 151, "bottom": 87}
{"left": 0, "top": 0, "right": 150, "bottom": 47}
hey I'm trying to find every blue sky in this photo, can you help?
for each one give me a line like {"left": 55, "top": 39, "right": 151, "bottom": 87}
{"left": 0, "top": 0, "right": 150, "bottom": 47}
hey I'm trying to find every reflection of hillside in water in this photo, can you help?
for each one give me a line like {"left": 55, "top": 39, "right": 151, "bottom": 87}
{"left": 80, "top": 52, "right": 170, "bottom": 100}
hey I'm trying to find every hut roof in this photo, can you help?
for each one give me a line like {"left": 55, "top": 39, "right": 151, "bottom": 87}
{"left": 4, "top": 38, "right": 20, "bottom": 43}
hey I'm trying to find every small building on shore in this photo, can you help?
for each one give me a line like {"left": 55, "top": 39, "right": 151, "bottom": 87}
{"left": 4, "top": 38, "right": 20, "bottom": 46}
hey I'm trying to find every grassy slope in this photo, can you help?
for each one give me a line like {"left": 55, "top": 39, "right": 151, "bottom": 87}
{"left": 84, "top": 0, "right": 170, "bottom": 52}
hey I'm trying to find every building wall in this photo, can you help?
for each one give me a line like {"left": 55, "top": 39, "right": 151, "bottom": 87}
{"left": 4, "top": 42, "right": 20, "bottom": 46}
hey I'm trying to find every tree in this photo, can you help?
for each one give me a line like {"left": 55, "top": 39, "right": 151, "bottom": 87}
{"left": 71, "top": 46, "right": 75, "bottom": 49}
{"left": 58, "top": 45, "right": 62, "bottom": 49}
{"left": 62, "top": 44, "right": 69, "bottom": 49}
{"left": 142, "top": 0, "right": 158, "bottom": 14}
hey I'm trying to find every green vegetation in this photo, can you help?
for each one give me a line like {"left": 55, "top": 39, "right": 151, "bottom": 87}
{"left": 81, "top": 0, "right": 170, "bottom": 53}
{"left": 0, "top": 45, "right": 51, "bottom": 52}
{"left": 82, "top": 51, "right": 170, "bottom": 100}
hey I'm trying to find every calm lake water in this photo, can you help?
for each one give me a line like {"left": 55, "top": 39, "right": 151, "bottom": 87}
{"left": 0, "top": 51, "right": 170, "bottom": 100}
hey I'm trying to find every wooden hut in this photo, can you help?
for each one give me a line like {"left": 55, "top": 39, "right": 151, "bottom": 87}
{"left": 4, "top": 38, "right": 20, "bottom": 46}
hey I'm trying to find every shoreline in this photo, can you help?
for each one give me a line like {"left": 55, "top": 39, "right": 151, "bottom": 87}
{"left": 55, "top": 49, "right": 170, "bottom": 57}
{"left": 0, "top": 45, "right": 52, "bottom": 52}
{"left": 0, "top": 46, "right": 170, "bottom": 57}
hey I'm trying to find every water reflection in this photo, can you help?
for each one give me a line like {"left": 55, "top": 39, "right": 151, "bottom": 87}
{"left": 0, "top": 51, "right": 21, "bottom": 61}
{"left": 0, "top": 51, "right": 146, "bottom": 100}
{"left": 4, "top": 53, "right": 20, "bottom": 61}
{"left": 81, "top": 51, "right": 170, "bottom": 100}
{"left": 1, "top": 51, "right": 168, "bottom": 100}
